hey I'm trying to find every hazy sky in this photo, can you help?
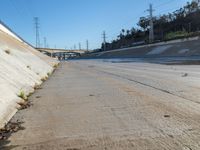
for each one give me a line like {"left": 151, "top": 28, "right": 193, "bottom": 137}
{"left": 0, "top": 0, "right": 191, "bottom": 49}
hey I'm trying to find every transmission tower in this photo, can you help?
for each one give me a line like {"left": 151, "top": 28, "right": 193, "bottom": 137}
{"left": 44, "top": 37, "right": 47, "bottom": 48}
{"left": 34, "top": 17, "right": 40, "bottom": 48}
{"left": 102, "top": 31, "right": 107, "bottom": 51}
{"left": 86, "top": 40, "right": 89, "bottom": 51}
{"left": 79, "top": 42, "right": 81, "bottom": 50}
{"left": 147, "top": 4, "right": 154, "bottom": 43}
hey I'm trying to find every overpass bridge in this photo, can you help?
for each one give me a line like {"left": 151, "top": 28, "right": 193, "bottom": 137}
{"left": 36, "top": 48, "right": 87, "bottom": 60}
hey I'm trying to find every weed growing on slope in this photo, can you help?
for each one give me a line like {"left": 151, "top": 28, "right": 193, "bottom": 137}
{"left": 34, "top": 84, "right": 42, "bottom": 90}
{"left": 17, "top": 101, "right": 32, "bottom": 110}
{"left": 41, "top": 76, "right": 48, "bottom": 82}
{"left": 18, "top": 90, "right": 28, "bottom": 101}
{"left": 53, "top": 63, "right": 59, "bottom": 69}
{"left": 47, "top": 72, "right": 51, "bottom": 76}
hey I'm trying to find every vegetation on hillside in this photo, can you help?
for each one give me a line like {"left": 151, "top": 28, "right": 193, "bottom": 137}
{"left": 101, "top": 1, "right": 200, "bottom": 51}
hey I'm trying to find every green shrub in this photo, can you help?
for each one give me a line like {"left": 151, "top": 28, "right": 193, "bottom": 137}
{"left": 163, "top": 31, "right": 200, "bottom": 42}
{"left": 165, "top": 31, "right": 189, "bottom": 40}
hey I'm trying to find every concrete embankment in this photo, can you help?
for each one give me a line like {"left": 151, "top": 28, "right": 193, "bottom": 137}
{"left": 0, "top": 23, "right": 58, "bottom": 128}
{"left": 82, "top": 37, "right": 200, "bottom": 59}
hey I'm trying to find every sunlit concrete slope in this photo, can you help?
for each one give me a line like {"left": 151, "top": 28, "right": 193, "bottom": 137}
{"left": 0, "top": 23, "right": 58, "bottom": 128}
{"left": 82, "top": 37, "right": 200, "bottom": 58}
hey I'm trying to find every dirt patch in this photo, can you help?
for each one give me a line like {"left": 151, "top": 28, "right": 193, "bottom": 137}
{"left": 17, "top": 101, "right": 33, "bottom": 110}
{"left": 0, "top": 120, "right": 25, "bottom": 149}
{"left": 36, "top": 96, "right": 41, "bottom": 99}
{"left": 164, "top": 114, "right": 171, "bottom": 118}
{"left": 34, "top": 85, "right": 43, "bottom": 90}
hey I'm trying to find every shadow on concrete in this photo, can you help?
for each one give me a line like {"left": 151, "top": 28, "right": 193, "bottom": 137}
{"left": 0, "top": 121, "right": 25, "bottom": 150}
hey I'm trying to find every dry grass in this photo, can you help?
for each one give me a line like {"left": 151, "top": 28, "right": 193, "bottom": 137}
{"left": 41, "top": 76, "right": 48, "bottom": 82}
{"left": 53, "top": 63, "right": 59, "bottom": 68}
{"left": 34, "top": 84, "right": 42, "bottom": 90}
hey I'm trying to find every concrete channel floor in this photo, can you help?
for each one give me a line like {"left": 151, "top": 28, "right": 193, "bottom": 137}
{"left": 3, "top": 60, "right": 200, "bottom": 150}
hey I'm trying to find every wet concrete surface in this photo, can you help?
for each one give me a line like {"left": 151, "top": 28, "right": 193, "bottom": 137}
{"left": 2, "top": 60, "right": 200, "bottom": 150}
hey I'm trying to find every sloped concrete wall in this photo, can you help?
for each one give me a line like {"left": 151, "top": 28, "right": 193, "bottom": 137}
{"left": 82, "top": 37, "right": 200, "bottom": 58}
{"left": 0, "top": 23, "right": 58, "bottom": 128}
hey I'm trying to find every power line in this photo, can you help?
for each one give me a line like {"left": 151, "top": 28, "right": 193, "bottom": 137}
{"left": 102, "top": 7, "right": 148, "bottom": 43}
{"left": 104, "top": 0, "right": 182, "bottom": 43}
{"left": 16, "top": 0, "right": 34, "bottom": 18}
{"left": 156, "top": 6, "right": 182, "bottom": 16}
{"left": 154, "top": 0, "right": 177, "bottom": 9}
{"left": 17, "top": 0, "right": 45, "bottom": 48}
{"left": 9, "top": 0, "right": 40, "bottom": 48}
{"left": 106, "top": 10, "right": 147, "bottom": 42}
{"left": 8, "top": 0, "right": 26, "bottom": 21}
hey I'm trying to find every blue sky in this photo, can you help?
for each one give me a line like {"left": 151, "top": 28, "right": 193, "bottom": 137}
{"left": 0, "top": 0, "right": 191, "bottom": 49}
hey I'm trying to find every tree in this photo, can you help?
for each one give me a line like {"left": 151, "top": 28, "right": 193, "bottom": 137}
{"left": 121, "top": 29, "right": 125, "bottom": 35}
{"left": 138, "top": 17, "right": 149, "bottom": 31}
{"left": 126, "top": 30, "right": 130, "bottom": 35}
{"left": 105, "top": 1, "right": 200, "bottom": 51}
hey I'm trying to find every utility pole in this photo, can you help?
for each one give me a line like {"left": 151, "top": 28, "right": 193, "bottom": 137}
{"left": 79, "top": 42, "right": 81, "bottom": 50}
{"left": 188, "top": 22, "right": 192, "bottom": 33}
{"left": 86, "top": 40, "right": 89, "bottom": 51}
{"left": 43, "top": 37, "right": 47, "bottom": 48}
{"left": 34, "top": 17, "right": 40, "bottom": 48}
{"left": 102, "top": 31, "right": 107, "bottom": 51}
{"left": 147, "top": 4, "right": 154, "bottom": 43}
